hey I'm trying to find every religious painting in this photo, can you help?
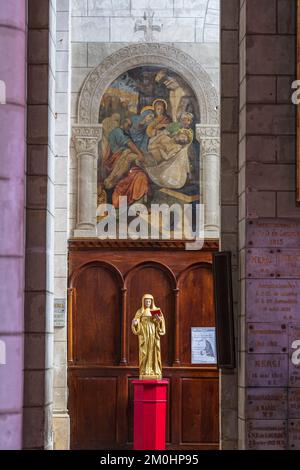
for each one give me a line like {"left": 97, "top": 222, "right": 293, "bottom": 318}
{"left": 97, "top": 66, "right": 201, "bottom": 238}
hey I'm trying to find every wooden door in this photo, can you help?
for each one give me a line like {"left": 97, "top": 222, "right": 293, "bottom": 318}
{"left": 68, "top": 240, "right": 219, "bottom": 450}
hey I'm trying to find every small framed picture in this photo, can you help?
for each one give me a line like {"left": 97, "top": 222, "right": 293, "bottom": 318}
{"left": 191, "top": 327, "right": 217, "bottom": 364}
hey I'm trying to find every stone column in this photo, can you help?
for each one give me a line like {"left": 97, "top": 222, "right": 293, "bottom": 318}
{"left": 72, "top": 125, "right": 102, "bottom": 237}
{"left": 0, "top": 0, "right": 26, "bottom": 450}
{"left": 196, "top": 124, "right": 220, "bottom": 237}
{"left": 24, "top": 0, "right": 57, "bottom": 451}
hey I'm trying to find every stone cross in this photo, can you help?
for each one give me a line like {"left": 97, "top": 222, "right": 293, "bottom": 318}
{"left": 134, "top": 10, "right": 162, "bottom": 42}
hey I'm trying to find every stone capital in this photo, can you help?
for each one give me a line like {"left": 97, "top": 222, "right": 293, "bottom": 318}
{"left": 195, "top": 124, "right": 220, "bottom": 155}
{"left": 72, "top": 124, "right": 103, "bottom": 157}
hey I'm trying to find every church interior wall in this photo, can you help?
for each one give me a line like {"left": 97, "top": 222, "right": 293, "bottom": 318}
{"left": 9, "top": 0, "right": 299, "bottom": 451}
{"left": 237, "top": 0, "right": 299, "bottom": 450}
{"left": 53, "top": 0, "right": 71, "bottom": 450}
{"left": 219, "top": 0, "right": 239, "bottom": 449}
{"left": 51, "top": 0, "right": 222, "bottom": 450}
{"left": 51, "top": 0, "right": 223, "bottom": 449}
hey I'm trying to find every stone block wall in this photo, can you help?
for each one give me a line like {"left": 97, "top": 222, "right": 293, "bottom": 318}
{"left": 238, "top": 0, "right": 300, "bottom": 450}
{"left": 220, "top": 0, "right": 239, "bottom": 450}
{"left": 53, "top": 0, "right": 71, "bottom": 451}
{"left": 23, "top": 0, "right": 56, "bottom": 450}
{"left": 54, "top": 0, "right": 220, "bottom": 449}
{"left": 71, "top": 0, "right": 219, "bottom": 43}
{"left": 220, "top": 0, "right": 300, "bottom": 450}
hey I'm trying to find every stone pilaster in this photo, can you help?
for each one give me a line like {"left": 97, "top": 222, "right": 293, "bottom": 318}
{"left": 72, "top": 124, "right": 102, "bottom": 237}
{"left": 238, "top": 0, "right": 298, "bottom": 450}
{"left": 0, "top": 0, "right": 26, "bottom": 451}
{"left": 196, "top": 124, "right": 220, "bottom": 238}
{"left": 24, "top": 0, "right": 56, "bottom": 450}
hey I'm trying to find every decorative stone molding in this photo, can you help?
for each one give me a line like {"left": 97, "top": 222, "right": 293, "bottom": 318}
{"left": 72, "top": 124, "right": 103, "bottom": 156}
{"left": 195, "top": 124, "right": 220, "bottom": 155}
{"left": 72, "top": 124, "right": 102, "bottom": 237}
{"left": 77, "top": 43, "right": 219, "bottom": 126}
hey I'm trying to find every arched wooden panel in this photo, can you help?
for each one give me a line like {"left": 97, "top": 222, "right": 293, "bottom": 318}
{"left": 178, "top": 264, "right": 215, "bottom": 365}
{"left": 73, "top": 263, "right": 122, "bottom": 365}
{"left": 68, "top": 242, "right": 219, "bottom": 450}
{"left": 126, "top": 263, "right": 175, "bottom": 367}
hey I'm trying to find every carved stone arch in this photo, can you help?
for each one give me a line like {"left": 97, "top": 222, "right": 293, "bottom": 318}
{"left": 77, "top": 43, "right": 219, "bottom": 125}
{"left": 72, "top": 43, "right": 220, "bottom": 237}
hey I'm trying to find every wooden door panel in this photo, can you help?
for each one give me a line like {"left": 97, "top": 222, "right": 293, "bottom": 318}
{"left": 68, "top": 241, "right": 219, "bottom": 450}
{"left": 181, "top": 378, "right": 219, "bottom": 444}
{"left": 179, "top": 265, "right": 215, "bottom": 365}
{"left": 73, "top": 377, "right": 118, "bottom": 449}
{"left": 127, "top": 264, "right": 175, "bottom": 367}
{"left": 73, "top": 264, "right": 122, "bottom": 365}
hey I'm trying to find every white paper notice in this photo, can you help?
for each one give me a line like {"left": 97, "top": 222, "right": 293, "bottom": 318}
{"left": 191, "top": 327, "right": 217, "bottom": 364}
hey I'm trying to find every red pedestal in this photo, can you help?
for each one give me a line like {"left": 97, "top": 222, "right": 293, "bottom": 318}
{"left": 132, "top": 379, "right": 168, "bottom": 451}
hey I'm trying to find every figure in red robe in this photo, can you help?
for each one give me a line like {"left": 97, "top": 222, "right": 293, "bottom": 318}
{"left": 103, "top": 117, "right": 149, "bottom": 208}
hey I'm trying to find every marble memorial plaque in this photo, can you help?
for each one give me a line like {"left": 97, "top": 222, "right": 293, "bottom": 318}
{"left": 247, "top": 354, "right": 288, "bottom": 387}
{"left": 54, "top": 298, "right": 66, "bottom": 328}
{"left": 246, "top": 388, "right": 287, "bottom": 420}
{"left": 246, "top": 249, "right": 300, "bottom": 278}
{"left": 289, "top": 389, "right": 300, "bottom": 418}
{"left": 289, "top": 324, "right": 300, "bottom": 387}
{"left": 246, "top": 249, "right": 277, "bottom": 278}
{"left": 247, "top": 323, "right": 287, "bottom": 354}
{"left": 288, "top": 419, "right": 300, "bottom": 450}
{"left": 248, "top": 219, "right": 300, "bottom": 248}
{"left": 247, "top": 420, "right": 287, "bottom": 450}
{"left": 277, "top": 251, "right": 300, "bottom": 278}
{"left": 246, "top": 279, "right": 300, "bottom": 322}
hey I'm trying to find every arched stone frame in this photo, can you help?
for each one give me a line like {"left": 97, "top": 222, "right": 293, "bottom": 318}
{"left": 72, "top": 43, "right": 220, "bottom": 237}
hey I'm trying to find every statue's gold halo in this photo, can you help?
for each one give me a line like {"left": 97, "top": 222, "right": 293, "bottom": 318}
{"left": 152, "top": 98, "right": 168, "bottom": 110}
{"left": 140, "top": 105, "right": 154, "bottom": 114}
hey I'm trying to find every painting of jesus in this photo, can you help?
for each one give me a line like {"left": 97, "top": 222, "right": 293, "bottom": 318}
{"left": 97, "top": 66, "right": 201, "bottom": 236}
